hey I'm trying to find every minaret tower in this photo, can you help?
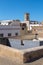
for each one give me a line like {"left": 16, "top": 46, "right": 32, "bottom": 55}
{"left": 24, "top": 13, "right": 30, "bottom": 21}
{"left": 24, "top": 13, "right": 30, "bottom": 30}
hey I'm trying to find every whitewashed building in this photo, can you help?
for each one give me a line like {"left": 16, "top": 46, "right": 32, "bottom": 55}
{"left": 0, "top": 20, "right": 20, "bottom": 37}
{"left": 0, "top": 13, "right": 43, "bottom": 38}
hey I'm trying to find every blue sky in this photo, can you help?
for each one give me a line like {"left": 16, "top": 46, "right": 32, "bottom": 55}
{"left": 0, "top": 0, "right": 43, "bottom": 22}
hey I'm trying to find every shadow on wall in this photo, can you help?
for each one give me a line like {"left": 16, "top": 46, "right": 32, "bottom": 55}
{"left": 24, "top": 54, "right": 43, "bottom": 63}
{"left": 0, "top": 38, "right": 11, "bottom": 47}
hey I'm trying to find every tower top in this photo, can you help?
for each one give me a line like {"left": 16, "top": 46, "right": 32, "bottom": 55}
{"left": 24, "top": 13, "right": 30, "bottom": 21}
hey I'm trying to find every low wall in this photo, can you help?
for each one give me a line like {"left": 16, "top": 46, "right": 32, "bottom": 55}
{"left": 0, "top": 44, "right": 23, "bottom": 63}
{"left": 0, "top": 44, "right": 43, "bottom": 63}
{"left": 22, "top": 46, "right": 43, "bottom": 63}
{"left": 9, "top": 39, "right": 40, "bottom": 49}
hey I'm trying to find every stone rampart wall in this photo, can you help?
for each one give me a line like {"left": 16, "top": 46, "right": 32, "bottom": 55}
{"left": 0, "top": 44, "right": 43, "bottom": 63}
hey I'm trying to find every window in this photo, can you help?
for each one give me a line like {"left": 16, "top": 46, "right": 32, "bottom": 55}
{"left": 22, "top": 28, "right": 24, "bottom": 30}
{"left": 0, "top": 34, "right": 3, "bottom": 37}
{"left": 15, "top": 33, "right": 18, "bottom": 36}
{"left": 8, "top": 33, "right": 11, "bottom": 36}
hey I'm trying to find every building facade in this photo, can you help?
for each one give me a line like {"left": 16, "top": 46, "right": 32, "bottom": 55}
{"left": 0, "top": 13, "right": 43, "bottom": 39}
{"left": 0, "top": 20, "right": 20, "bottom": 37}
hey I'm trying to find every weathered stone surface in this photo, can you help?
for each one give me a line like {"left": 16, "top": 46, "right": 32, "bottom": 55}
{"left": 0, "top": 44, "right": 43, "bottom": 63}
{"left": 22, "top": 46, "right": 43, "bottom": 63}
{"left": 0, "top": 44, "right": 23, "bottom": 63}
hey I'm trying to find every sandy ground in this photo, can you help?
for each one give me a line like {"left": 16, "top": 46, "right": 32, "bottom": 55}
{"left": 0, "top": 56, "right": 43, "bottom": 65}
